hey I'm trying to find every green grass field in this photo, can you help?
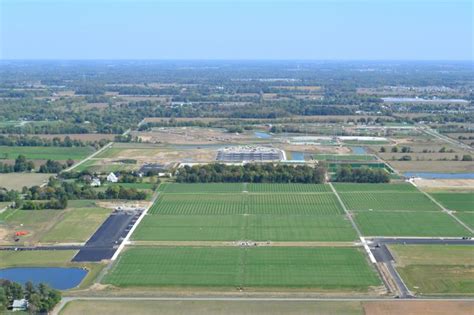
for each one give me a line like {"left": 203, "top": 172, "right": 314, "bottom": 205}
{"left": 455, "top": 213, "right": 474, "bottom": 229}
{"left": 332, "top": 183, "right": 417, "bottom": 192}
{"left": 104, "top": 247, "right": 380, "bottom": 290}
{"left": 246, "top": 183, "right": 331, "bottom": 193}
{"left": 354, "top": 212, "right": 470, "bottom": 237}
{"left": 149, "top": 193, "right": 343, "bottom": 215}
{"left": 41, "top": 207, "right": 111, "bottom": 243}
{"left": 430, "top": 193, "right": 474, "bottom": 212}
{"left": 0, "top": 250, "right": 77, "bottom": 268}
{"left": 158, "top": 183, "right": 244, "bottom": 193}
{"left": 0, "top": 146, "right": 94, "bottom": 161}
{"left": 338, "top": 192, "right": 441, "bottom": 211}
{"left": 133, "top": 214, "right": 357, "bottom": 241}
{"left": 391, "top": 245, "right": 474, "bottom": 295}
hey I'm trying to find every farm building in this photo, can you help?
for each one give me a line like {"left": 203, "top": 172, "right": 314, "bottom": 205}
{"left": 107, "top": 172, "right": 118, "bottom": 183}
{"left": 12, "top": 299, "right": 28, "bottom": 311}
{"left": 90, "top": 177, "right": 101, "bottom": 187}
{"left": 216, "top": 146, "right": 284, "bottom": 162}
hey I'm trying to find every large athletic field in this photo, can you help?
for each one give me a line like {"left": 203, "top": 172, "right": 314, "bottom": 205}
{"left": 333, "top": 183, "right": 471, "bottom": 237}
{"left": 104, "top": 246, "right": 381, "bottom": 290}
{"left": 108, "top": 182, "right": 472, "bottom": 290}
{"left": 134, "top": 183, "right": 356, "bottom": 242}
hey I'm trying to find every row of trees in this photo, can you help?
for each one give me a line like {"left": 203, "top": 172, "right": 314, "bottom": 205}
{"left": 334, "top": 166, "right": 390, "bottom": 183}
{"left": 0, "top": 155, "right": 70, "bottom": 173}
{"left": 0, "top": 135, "right": 97, "bottom": 148}
{"left": 176, "top": 163, "right": 327, "bottom": 184}
{"left": 0, "top": 280, "right": 61, "bottom": 314}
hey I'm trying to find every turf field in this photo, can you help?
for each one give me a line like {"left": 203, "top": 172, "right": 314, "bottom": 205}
{"left": 454, "top": 213, "right": 474, "bottom": 229}
{"left": 332, "top": 183, "right": 417, "bottom": 192}
{"left": 149, "top": 193, "right": 343, "bottom": 216}
{"left": 0, "top": 146, "right": 94, "bottom": 160}
{"left": 390, "top": 245, "right": 474, "bottom": 295}
{"left": 104, "top": 247, "right": 381, "bottom": 290}
{"left": 133, "top": 214, "right": 357, "bottom": 241}
{"left": 354, "top": 212, "right": 470, "bottom": 237}
{"left": 313, "top": 154, "right": 376, "bottom": 161}
{"left": 430, "top": 192, "right": 474, "bottom": 212}
{"left": 138, "top": 183, "right": 351, "bottom": 241}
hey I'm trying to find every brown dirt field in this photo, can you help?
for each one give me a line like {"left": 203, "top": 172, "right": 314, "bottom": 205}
{"left": 414, "top": 179, "right": 474, "bottom": 190}
{"left": 34, "top": 134, "right": 116, "bottom": 141}
{"left": 133, "top": 127, "right": 258, "bottom": 145}
{"left": 387, "top": 160, "right": 474, "bottom": 173}
{"left": 363, "top": 301, "right": 474, "bottom": 315}
{"left": 104, "top": 147, "right": 217, "bottom": 164}
{"left": 96, "top": 200, "right": 152, "bottom": 210}
{"left": 281, "top": 144, "right": 351, "bottom": 155}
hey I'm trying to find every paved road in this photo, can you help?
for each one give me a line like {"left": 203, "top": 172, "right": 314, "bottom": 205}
{"left": 369, "top": 237, "right": 474, "bottom": 245}
{"left": 72, "top": 210, "right": 142, "bottom": 262}
{"left": 63, "top": 142, "right": 113, "bottom": 172}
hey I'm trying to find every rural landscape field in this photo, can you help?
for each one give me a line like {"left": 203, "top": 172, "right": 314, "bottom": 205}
{"left": 0, "top": 0, "right": 473, "bottom": 314}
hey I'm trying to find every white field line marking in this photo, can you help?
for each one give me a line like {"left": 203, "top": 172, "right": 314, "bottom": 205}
{"left": 110, "top": 192, "right": 160, "bottom": 261}
{"left": 408, "top": 180, "right": 474, "bottom": 234}
{"left": 328, "top": 183, "right": 376, "bottom": 263}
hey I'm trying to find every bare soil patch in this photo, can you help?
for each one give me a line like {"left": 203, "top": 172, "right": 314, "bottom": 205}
{"left": 363, "top": 300, "right": 474, "bottom": 315}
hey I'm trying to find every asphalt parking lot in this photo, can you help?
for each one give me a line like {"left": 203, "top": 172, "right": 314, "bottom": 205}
{"left": 72, "top": 210, "right": 142, "bottom": 262}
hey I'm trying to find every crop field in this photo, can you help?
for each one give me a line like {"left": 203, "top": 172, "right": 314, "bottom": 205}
{"left": 133, "top": 214, "right": 357, "bottom": 241}
{"left": 149, "top": 193, "right": 343, "bottom": 215}
{"left": 354, "top": 212, "right": 469, "bottom": 237}
{"left": 104, "top": 247, "right": 381, "bottom": 290}
{"left": 430, "top": 192, "right": 474, "bottom": 212}
{"left": 391, "top": 245, "right": 474, "bottom": 295}
{"left": 0, "top": 145, "right": 94, "bottom": 160}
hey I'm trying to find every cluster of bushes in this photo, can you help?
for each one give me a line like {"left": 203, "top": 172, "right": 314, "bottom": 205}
{"left": 334, "top": 166, "right": 390, "bottom": 183}
{"left": 176, "top": 163, "right": 327, "bottom": 184}
{"left": 0, "top": 280, "right": 61, "bottom": 314}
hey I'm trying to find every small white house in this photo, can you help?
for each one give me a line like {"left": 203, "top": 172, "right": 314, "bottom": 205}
{"left": 12, "top": 299, "right": 28, "bottom": 312}
{"left": 90, "top": 177, "right": 101, "bottom": 187}
{"left": 107, "top": 172, "right": 118, "bottom": 183}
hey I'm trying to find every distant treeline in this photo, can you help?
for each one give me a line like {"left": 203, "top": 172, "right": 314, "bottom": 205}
{"left": 0, "top": 135, "right": 108, "bottom": 148}
{"left": 176, "top": 163, "right": 327, "bottom": 184}
{"left": 333, "top": 166, "right": 390, "bottom": 183}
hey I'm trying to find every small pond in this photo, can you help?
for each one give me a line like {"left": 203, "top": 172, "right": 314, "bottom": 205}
{"left": 350, "top": 147, "right": 367, "bottom": 155}
{"left": 404, "top": 172, "right": 474, "bottom": 179}
{"left": 289, "top": 151, "right": 305, "bottom": 161}
{"left": 0, "top": 267, "right": 87, "bottom": 290}
{"left": 254, "top": 131, "right": 272, "bottom": 139}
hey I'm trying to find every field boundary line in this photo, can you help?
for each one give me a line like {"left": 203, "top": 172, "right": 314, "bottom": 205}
{"left": 408, "top": 180, "right": 474, "bottom": 234}
{"left": 110, "top": 191, "right": 160, "bottom": 261}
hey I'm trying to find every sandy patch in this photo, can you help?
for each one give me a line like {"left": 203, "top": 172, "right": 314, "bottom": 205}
{"left": 363, "top": 301, "right": 474, "bottom": 315}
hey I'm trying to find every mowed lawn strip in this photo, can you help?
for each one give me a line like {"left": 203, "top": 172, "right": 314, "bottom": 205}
{"left": 390, "top": 245, "right": 474, "bottom": 295}
{"left": 104, "top": 247, "right": 381, "bottom": 290}
{"left": 158, "top": 183, "right": 244, "bottom": 194}
{"left": 430, "top": 193, "right": 474, "bottom": 212}
{"left": 246, "top": 183, "right": 331, "bottom": 193}
{"left": 132, "top": 214, "right": 357, "bottom": 242}
{"left": 354, "top": 212, "right": 470, "bottom": 237}
{"left": 0, "top": 146, "right": 94, "bottom": 160}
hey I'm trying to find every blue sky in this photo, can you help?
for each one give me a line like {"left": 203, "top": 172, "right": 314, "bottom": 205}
{"left": 0, "top": 0, "right": 472, "bottom": 60}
